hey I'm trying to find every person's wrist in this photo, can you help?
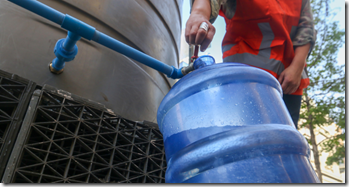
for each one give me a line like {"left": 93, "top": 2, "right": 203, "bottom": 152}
{"left": 191, "top": 0, "right": 211, "bottom": 20}
{"left": 189, "top": 11, "right": 209, "bottom": 21}
{"left": 191, "top": 10, "right": 210, "bottom": 21}
{"left": 289, "top": 60, "right": 305, "bottom": 76}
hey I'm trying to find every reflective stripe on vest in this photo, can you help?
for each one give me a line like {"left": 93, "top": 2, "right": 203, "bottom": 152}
{"left": 223, "top": 22, "right": 286, "bottom": 75}
{"left": 223, "top": 53, "right": 285, "bottom": 75}
{"left": 223, "top": 53, "right": 308, "bottom": 79}
{"left": 220, "top": 0, "right": 309, "bottom": 95}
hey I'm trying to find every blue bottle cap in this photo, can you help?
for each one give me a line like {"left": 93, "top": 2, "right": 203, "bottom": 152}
{"left": 193, "top": 55, "right": 215, "bottom": 70}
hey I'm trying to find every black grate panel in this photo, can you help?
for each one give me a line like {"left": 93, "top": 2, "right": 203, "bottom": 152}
{"left": 4, "top": 85, "right": 166, "bottom": 183}
{"left": 0, "top": 70, "right": 36, "bottom": 179}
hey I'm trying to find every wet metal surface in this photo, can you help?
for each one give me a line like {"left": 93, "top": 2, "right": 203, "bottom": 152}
{"left": 0, "top": 0, "right": 182, "bottom": 122}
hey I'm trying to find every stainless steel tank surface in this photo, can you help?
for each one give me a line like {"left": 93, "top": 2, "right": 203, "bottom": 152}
{"left": 0, "top": 0, "right": 183, "bottom": 122}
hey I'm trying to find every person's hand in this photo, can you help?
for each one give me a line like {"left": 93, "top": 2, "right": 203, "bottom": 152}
{"left": 278, "top": 43, "right": 310, "bottom": 94}
{"left": 185, "top": 0, "right": 216, "bottom": 52}
{"left": 278, "top": 62, "right": 304, "bottom": 94}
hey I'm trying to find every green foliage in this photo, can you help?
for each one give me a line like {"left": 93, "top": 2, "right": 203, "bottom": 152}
{"left": 300, "top": 0, "right": 345, "bottom": 166}
{"left": 325, "top": 146, "right": 345, "bottom": 166}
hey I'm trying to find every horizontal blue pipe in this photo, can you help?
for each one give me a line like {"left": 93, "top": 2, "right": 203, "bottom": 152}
{"left": 61, "top": 14, "right": 96, "bottom": 41}
{"left": 92, "top": 31, "right": 182, "bottom": 78}
{"left": 8, "top": 0, "right": 184, "bottom": 79}
{"left": 8, "top": 0, "right": 65, "bottom": 25}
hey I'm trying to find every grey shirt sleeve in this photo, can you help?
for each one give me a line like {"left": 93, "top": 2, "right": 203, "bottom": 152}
{"left": 190, "top": 0, "right": 224, "bottom": 23}
{"left": 292, "top": 0, "right": 317, "bottom": 57}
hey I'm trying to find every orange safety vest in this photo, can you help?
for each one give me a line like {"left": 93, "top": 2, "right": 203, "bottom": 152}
{"left": 220, "top": 0, "right": 309, "bottom": 95}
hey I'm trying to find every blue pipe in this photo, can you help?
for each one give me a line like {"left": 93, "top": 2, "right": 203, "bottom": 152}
{"left": 51, "top": 31, "right": 81, "bottom": 72}
{"left": 63, "top": 31, "right": 81, "bottom": 51}
{"left": 51, "top": 57, "right": 65, "bottom": 71}
{"left": 8, "top": 0, "right": 64, "bottom": 25}
{"left": 92, "top": 31, "right": 183, "bottom": 79}
{"left": 8, "top": 0, "right": 184, "bottom": 79}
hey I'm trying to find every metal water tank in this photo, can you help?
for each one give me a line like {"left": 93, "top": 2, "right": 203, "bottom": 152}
{"left": 0, "top": 0, "right": 183, "bottom": 122}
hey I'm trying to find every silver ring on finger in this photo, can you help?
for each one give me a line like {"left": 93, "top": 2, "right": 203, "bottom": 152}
{"left": 199, "top": 22, "right": 209, "bottom": 32}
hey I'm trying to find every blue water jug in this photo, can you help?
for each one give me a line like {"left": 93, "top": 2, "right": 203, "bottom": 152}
{"left": 157, "top": 60, "right": 320, "bottom": 183}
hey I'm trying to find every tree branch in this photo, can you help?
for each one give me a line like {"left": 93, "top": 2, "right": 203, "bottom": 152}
{"left": 309, "top": 77, "right": 344, "bottom": 86}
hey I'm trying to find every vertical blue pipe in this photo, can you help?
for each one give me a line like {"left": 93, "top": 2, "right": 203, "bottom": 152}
{"left": 63, "top": 31, "right": 81, "bottom": 51}
{"left": 51, "top": 31, "right": 81, "bottom": 72}
{"left": 51, "top": 58, "right": 65, "bottom": 71}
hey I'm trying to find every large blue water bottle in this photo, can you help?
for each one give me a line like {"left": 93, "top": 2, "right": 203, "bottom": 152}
{"left": 157, "top": 56, "right": 320, "bottom": 183}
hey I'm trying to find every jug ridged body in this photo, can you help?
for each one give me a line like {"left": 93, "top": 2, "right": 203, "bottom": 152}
{"left": 157, "top": 63, "right": 320, "bottom": 183}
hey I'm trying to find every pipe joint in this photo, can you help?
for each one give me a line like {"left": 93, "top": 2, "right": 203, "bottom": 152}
{"left": 53, "top": 38, "right": 79, "bottom": 62}
{"left": 61, "top": 14, "right": 96, "bottom": 40}
{"left": 181, "top": 63, "right": 194, "bottom": 76}
{"left": 168, "top": 66, "right": 184, "bottom": 79}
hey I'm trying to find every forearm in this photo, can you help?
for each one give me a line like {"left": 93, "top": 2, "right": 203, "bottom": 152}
{"left": 191, "top": 0, "right": 222, "bottom": 23}
{"left": 191, "top": 0, "right": 211, "bottom": 19}
{"left": 290, "top": 43, "right": 311, "bottom": 71}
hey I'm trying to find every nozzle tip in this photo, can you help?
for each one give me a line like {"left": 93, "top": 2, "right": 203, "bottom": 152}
{"left": 49, "top": 63, "right": 64, "bottom": 75}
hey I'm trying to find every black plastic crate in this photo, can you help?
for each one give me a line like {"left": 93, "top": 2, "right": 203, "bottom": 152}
{"left": 0, "top": 70, "right": 36, "bottom": 179}
{"left": 2, "top": 85, "right": 166, "bottom": 183}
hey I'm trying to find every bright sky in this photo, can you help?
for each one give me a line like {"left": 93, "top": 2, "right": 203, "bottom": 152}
{"left": 181, "top": 0, "right": 346, "bottom": 65}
